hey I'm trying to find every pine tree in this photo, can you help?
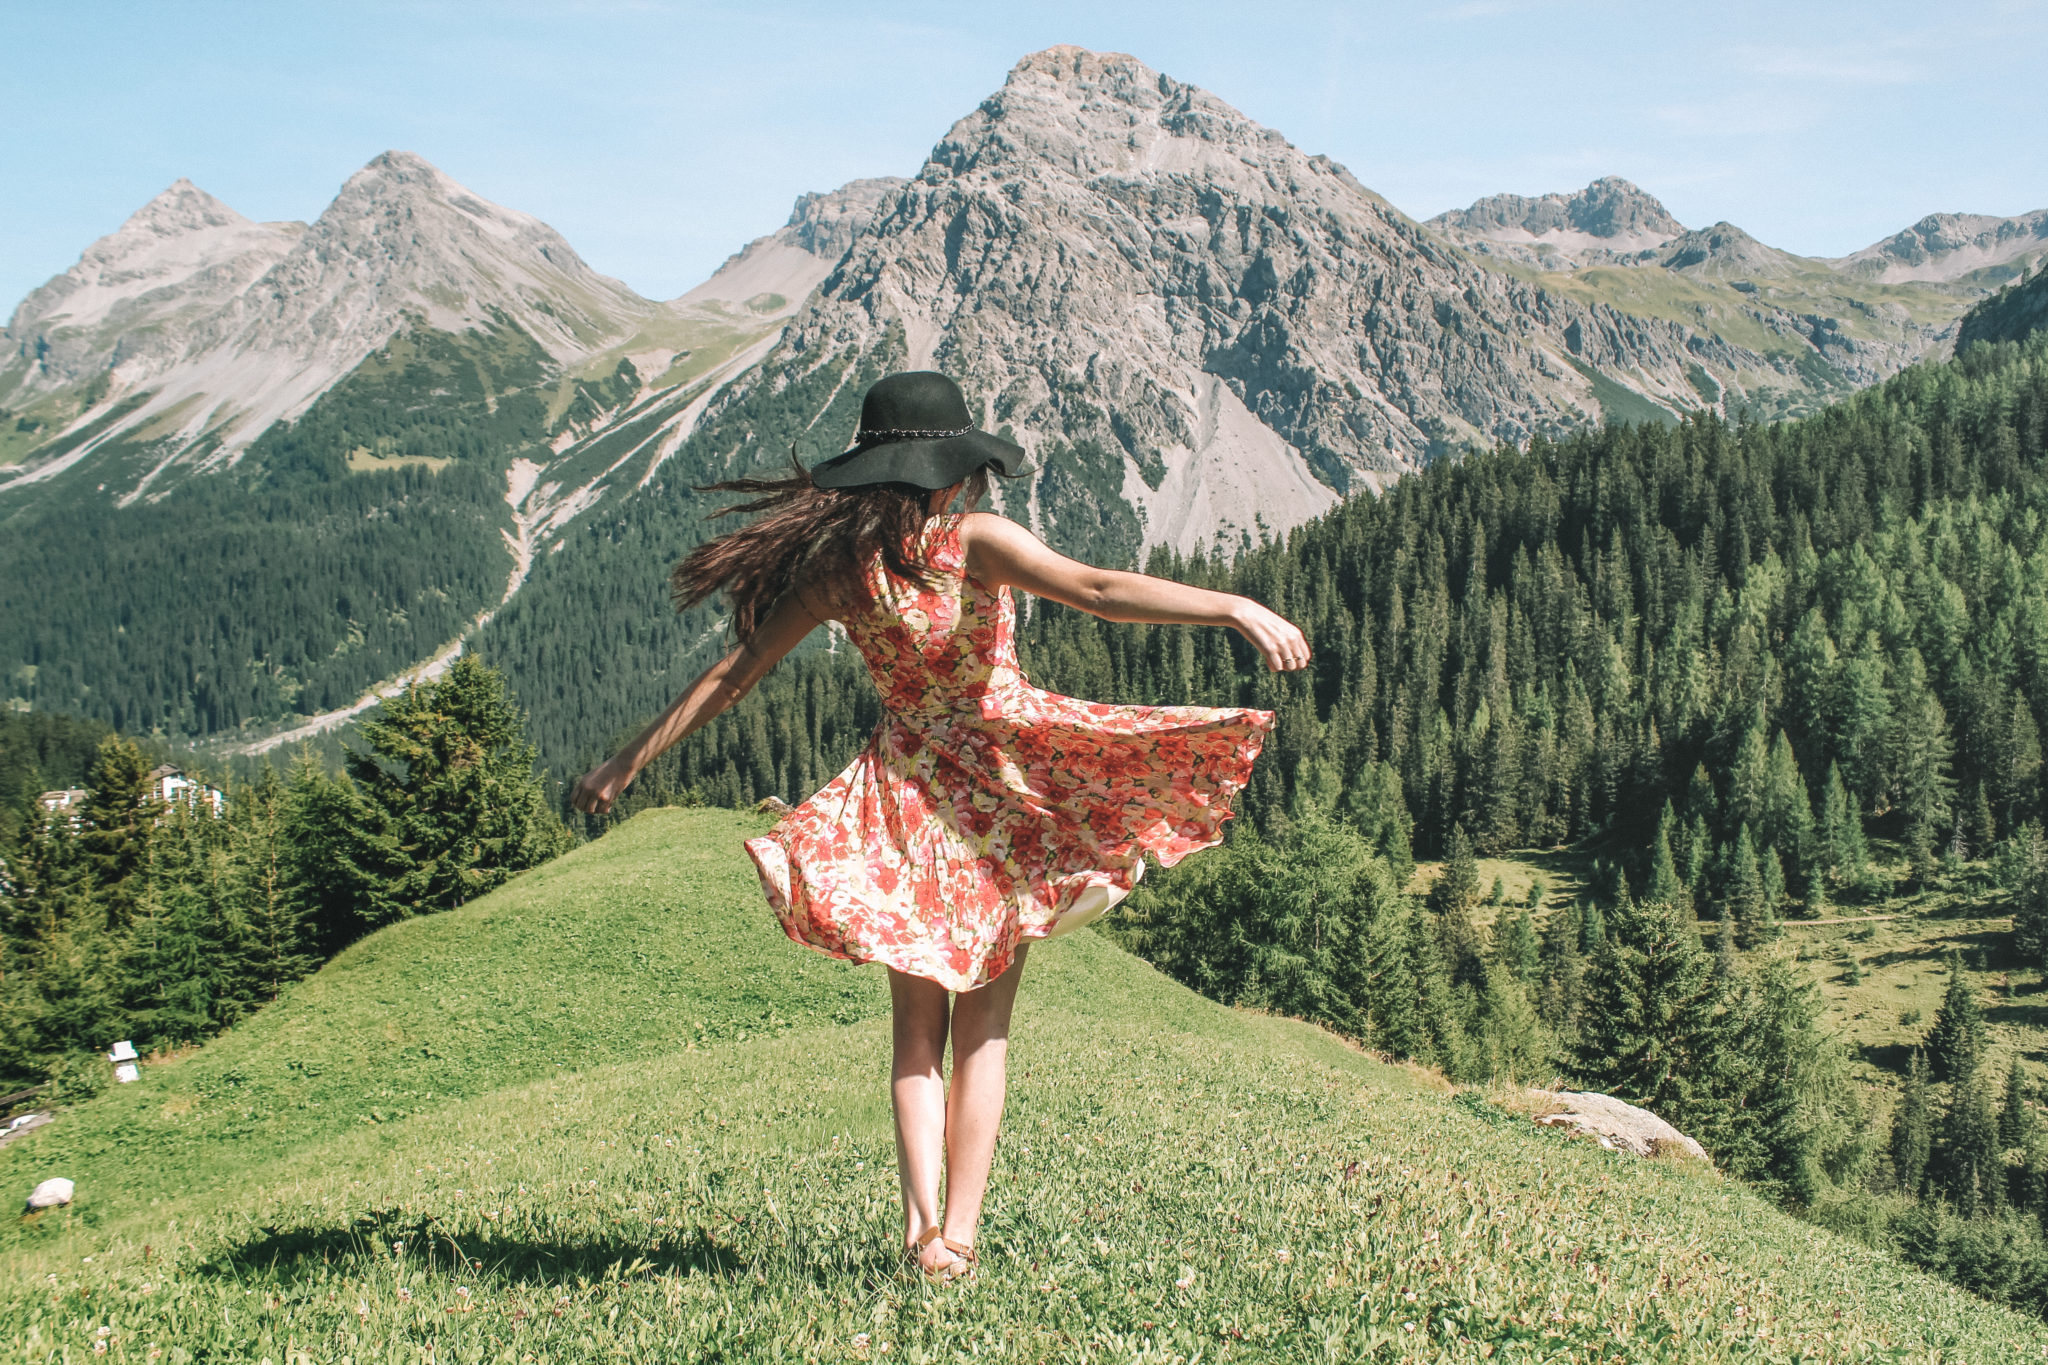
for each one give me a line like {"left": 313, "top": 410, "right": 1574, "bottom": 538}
{"left": 1682, "top": 813, "right": 1715, "bottom": 902}
{"left": 1496, "top": 906, "right": 1540, "bottom": 983}
{"left": 1644, "top": 800, "right": 1688, "bottom": 908}
{"left": 1340, "top": 760, "right": 1414, "bottom": 886}
{"left": 1473, "top": 958, "right": 1546, "bottom": 1082}
{"left": 1727, "top": 718, "right": 1770, "bottom": 836}
{"left": 1718, "top": 957, "right": 1852, "bottom": 1197}
{"left": 333, "top": 657, "right": 575, "bottom": 928}
{"left": 1578, "top": 899, "right": 1607, "bottom": 954}
{"left": 1968, "top": 783, "right": 1998, "bottom": 860}
{"left": 2002, "top": 1057, "right": 2037, "bottom": 1151}
{"left": 1759, "top": 843, "right": 1787, "bottom": 913}
{"left": 1685, "top": 763, "right": 1718, "bottom": 833}
{"left": 78, "top": 736, "right": 156, "bottom": 929}
{"left": 1427, "top": 823, "right": 1481, "bottom": 919}
{"left": 1891, "top": 1048, "right": 1933, "bottom": 1194}
{"left": 2004, "top": 822, "right": 2048, "bottom": 970}
{"left": 1536, "top": 903, "right": 1586, "bottom": 1033}
{"left": 1935, "top": 1059, "right": 2005, "bottom": 1216}
{"left": 1761, "top": 731, "right": 1815, "bottom": 881}
{"left": 1925, "top": 950, "right": 1988, "bottom": 1084}
{"left": 1569, "top": 896, "right": 1727, "bottom": 1141}
{"left": 1890, "top": 650, "right": 1956, "bottom": 876}
{"left": 232, "top": 766, "right": 317, "bottom": 1002}
{"left": 1715, "top": 913, "right": 1738, "bottom": 980}
{"left": 1365, "top": 895, "right": 1465, "bottom": 1070}
{"left": 1724, "top": 825, "right": 1776, "bottom": 948}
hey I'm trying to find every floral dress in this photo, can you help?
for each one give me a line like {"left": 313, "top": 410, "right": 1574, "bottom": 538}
{"left": 746, "top": 514, "right": 1271, "bottom": 992}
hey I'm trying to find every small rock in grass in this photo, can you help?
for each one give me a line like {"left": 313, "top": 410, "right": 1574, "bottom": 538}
{"left": 25, "top": 1177, "right": 74, "bottom": 1210}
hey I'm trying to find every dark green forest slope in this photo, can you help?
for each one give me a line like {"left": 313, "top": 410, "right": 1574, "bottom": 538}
{"left": 1959, "top": 265, "right": 2048, "bottom": 349}
{"left": 0, "top": 323, "right": 643, "bottom": 738}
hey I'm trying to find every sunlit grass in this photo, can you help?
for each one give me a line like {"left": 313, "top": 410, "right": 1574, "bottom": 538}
{"left": 4, "top": 809, "right": 2043, "bottom": 1361}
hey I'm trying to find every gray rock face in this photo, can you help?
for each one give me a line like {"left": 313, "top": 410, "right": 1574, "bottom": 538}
{"left": 696, "top": 48, "right": 1744, "bottom": 557}
{"left": 1655, "top": 222, "right": 1799, "bottom": 279}
{"left": 2, "top": 180, "right": 301, "bottom": 393}
{"left": 1, "top": 152, "right": 658, "bottom": 490}
{"left": 1430, "top": 177, "right": 1685, "bottom": 264}
{"left": 1837, "top": 209, "right": 2048, "bottom": 283}
{"left": 783, "top": 178, "right": 909, "bottom": 259}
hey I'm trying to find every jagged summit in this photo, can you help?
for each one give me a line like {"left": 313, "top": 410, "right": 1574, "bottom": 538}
{"left": 228, "top": 148, "right": 654, "bottom": 362}
{"left": 1434, "top": 176, "right": 1685, "bottom": 248}
{"left": 1837, "top": 207, "right": 2048, "bottom": 283}
{"left": 1656, "top": 221, "right": 1799, "bottom": 278}
{"left": 696, "top": 45, "right": 1736, "bottom": 555}
{"left": 2, "top": 151, "right": 658, "bottom": 490}
{"left": 1428, "top": 177, "right": 1686, "bottom": 270}
{"left": 121, "top": 178, "right": 254, "bottom": 236}
{"left": 3, "top": 179, "right": 302, "bottom": 392}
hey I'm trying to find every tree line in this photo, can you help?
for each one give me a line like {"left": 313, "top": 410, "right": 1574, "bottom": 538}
{"left": 0, "top": 657, "right": 569, "bottom": 1092}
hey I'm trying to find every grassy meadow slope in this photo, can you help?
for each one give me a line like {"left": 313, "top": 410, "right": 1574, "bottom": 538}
{"left": 4, "top": 809, "right": 2044, "bottom": 1361}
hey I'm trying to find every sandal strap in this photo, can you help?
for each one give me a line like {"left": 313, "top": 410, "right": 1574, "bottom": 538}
{"left": 910, "top": 1226, "right": 945, "bottom": 1252}
{"left": 940, "top": 1236, "right": 977, "bottom": 1261}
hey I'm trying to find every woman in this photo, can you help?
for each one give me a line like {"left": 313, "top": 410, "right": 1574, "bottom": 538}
{"left": 572, "top": 371, "right": 1309, "bottom": 1282}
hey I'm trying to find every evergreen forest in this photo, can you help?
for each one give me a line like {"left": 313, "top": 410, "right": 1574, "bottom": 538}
{"left": 0, "top": 658, "right": 568, "bottom": 1094}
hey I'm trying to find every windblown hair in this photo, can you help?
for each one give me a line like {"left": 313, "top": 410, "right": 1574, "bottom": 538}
{"left": 671, "top": 455, "right": 989, "bottom": 640}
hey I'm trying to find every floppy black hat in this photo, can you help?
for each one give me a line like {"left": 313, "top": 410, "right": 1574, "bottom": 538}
{"left": 810, "top": 371, "right": 1033, "bottom": 490}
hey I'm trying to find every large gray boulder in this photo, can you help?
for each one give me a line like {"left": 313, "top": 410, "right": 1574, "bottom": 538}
{"left": 1528, "top": 1090, "right": 1710, "bottom": 1163}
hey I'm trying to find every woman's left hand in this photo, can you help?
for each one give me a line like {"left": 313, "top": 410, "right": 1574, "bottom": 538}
{"left": 571, "top": 758, "right": 633, "bottom": 815}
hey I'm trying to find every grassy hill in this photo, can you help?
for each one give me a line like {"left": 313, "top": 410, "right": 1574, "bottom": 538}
{"left": 4, "top": 809, "right": 2044, "bottom": 1361}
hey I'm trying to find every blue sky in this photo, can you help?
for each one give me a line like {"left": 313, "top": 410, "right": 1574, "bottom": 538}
{"left": 5, "top": 0, "right": 2045, "bottom": 309}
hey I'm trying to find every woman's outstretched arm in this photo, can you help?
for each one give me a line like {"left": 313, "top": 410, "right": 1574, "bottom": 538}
{"left": 571, "top": 590, "right": 821, "bottom": 814}
{"left": 959, "top": 512, "right": 1312, "bottom": 672}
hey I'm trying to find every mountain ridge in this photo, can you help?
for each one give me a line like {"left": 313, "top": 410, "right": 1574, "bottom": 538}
{"left": 3, "top": 44, "right": 2044, "bottom": 760}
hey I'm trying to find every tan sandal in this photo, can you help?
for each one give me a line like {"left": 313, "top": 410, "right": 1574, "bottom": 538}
{"left": 907, "top": 1227, "right": 975, "bottom": 1283}
{"left": 931, "top": 1236, "right": 976, "bottom": 1284}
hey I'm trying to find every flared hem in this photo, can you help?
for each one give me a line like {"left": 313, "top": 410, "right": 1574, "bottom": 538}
{"left": 744, "top": 701, "right": 1269, "bottom": 993}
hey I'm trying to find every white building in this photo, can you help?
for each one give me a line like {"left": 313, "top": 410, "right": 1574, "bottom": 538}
{"left": 36, "top": 788, "right": 88, "bottom": 829}
{"left": 149, "top": 765, "right": 225, "bottom": 817}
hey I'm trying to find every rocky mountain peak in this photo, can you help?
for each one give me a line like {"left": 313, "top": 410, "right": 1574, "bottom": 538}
{"left": 1656, "top": 221, "right": 1797, "bottom": 278}
{"left": 929, "top": 46, "right": 1290, "bottom": 191}
{"left": 1431, "top": 176, "right": 1684, "bottom": 253}
{"left": 120, "top": 178, "right": 254, "bottom": 239}
{"left": 3, "top": 178, "right": 303, "bottom": 394}
{"left": 700, "top": 46, "right": 1736, "bottom": 560}
{"left": 1837, "top": 207, "right": 2048, "bottom": 283}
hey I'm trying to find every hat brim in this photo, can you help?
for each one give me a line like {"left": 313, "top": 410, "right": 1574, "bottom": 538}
{"left": 811, "top": 429, "right": 1033, "bottom": 491}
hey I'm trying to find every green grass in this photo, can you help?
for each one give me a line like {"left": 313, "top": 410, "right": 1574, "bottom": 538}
{"left": 4, "top": 809, "right": 2044, "bottom": 1361}
{"left": 1562, "top": 358, "right": 1679, "bottom": 429}
{"left": 1423, "top": 847, "right": 2041, "bottom": 1116}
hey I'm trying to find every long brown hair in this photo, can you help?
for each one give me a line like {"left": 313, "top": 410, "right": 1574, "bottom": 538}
{"left": 671, "top": 454, "right": 990, "bottom": 640}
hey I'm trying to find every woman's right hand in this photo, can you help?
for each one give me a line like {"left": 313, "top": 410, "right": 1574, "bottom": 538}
{"left": 571, "top": 757, "right": 633, "bottom": 815}
{"left": 1231, "top": 598, "right": 1313, "bottom": 672}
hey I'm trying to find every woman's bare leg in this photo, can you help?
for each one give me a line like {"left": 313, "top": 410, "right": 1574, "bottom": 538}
{"left": 888, "top": 968, "right": 951, "bottom": 1261}
{"left": 941, "top": 945, "right": 1028, "bottom": 1251}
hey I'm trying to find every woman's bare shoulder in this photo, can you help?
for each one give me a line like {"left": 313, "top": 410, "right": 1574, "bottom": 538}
{"left": 957, "top": 511, "right": 1037, "bottom": 548}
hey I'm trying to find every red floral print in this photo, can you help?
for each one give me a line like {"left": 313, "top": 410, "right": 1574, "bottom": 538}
{"left": 746, "top": 515, "right": 1271, "bottom": 992}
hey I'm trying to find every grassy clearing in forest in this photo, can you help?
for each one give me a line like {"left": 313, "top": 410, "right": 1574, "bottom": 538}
{"left": 3, "top": 810, "right": 2044, "bottom": 1362}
